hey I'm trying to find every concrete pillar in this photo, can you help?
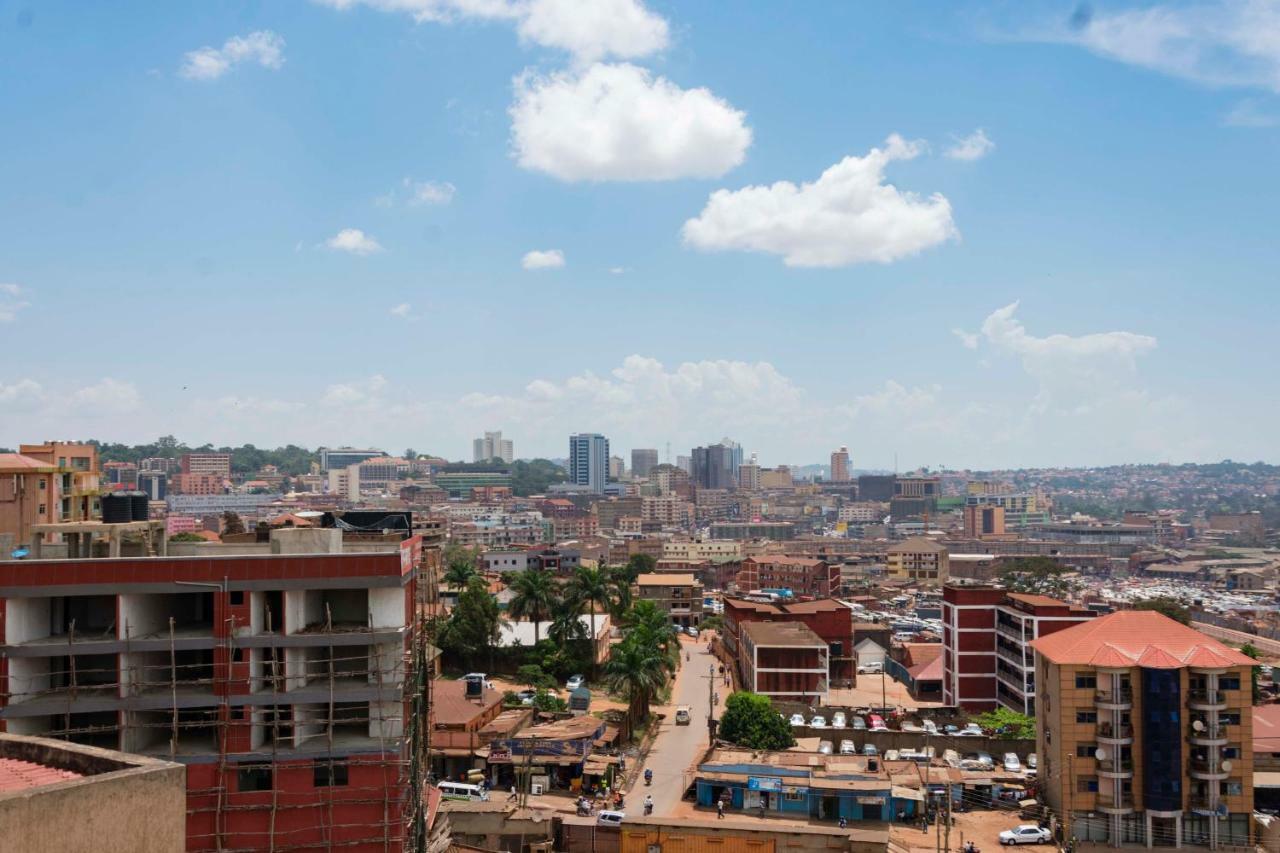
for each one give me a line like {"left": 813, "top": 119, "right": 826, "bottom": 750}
{"left": 1147, "top": 813, "right": 1153, "bottom": 848}
{"left": 1175, "top": 815, "right": 1182, "bottom": 848}
{"left": 32, "top": 531, "right": 43, "bottom": 560}
{"left": 109, "top": 529, "right": 121, "bottom": 558}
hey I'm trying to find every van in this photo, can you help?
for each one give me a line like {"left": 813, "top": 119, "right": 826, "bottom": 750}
{"left": 597, "top": 810, "right": 625, "bottom": 826}
{"left": 675, "top": 706, "right": 691, "bottom": 726}
{"left": 438, "top": 782, "right": 489, "bottom": 802}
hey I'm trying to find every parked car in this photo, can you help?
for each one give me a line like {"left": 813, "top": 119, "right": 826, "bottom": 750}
{"left": 516, "top": 689, "right": 538, "bottom": 705}
{"left": 687, "top": 627, "right": 700, "bottom": 638}
{"left": 857, "top": 661, "right": 883, "bottom": 674}
{"left": 999, "top": 825, "right": 1052, "bottom": 845}
{"left": 789, "top": 714, "right": 806, "bottom": 727}
{"left": 901, "top": 721, "right": 922, "bottom": 733}
{"left": 566, "top": 674, "right": 585, "bottom": 690}
{"left": 810, "top": 715, "right": 827, "bottom": 729}
{"left": 675, "top": 706, "right": 691, "bottom": 726}
{"left": 819, "top": 740, "right": 833, "bottom": 755}
{"left": 1026, "top": 753, "right": 1038, "bottom": 770}
{"left": 832, "top": 712, "right": 847, "bottom": 728}
{"left": 922, "top": 719, "right": 938, "bottom": 734}
{"left": 976, "top": 751, "right": 994, "bottom": 769}
{"left": 868, "top": 714, "right": 888, "bottom": 731}
{"left": 851, "top": 715, "right": 868, "bottom": 730}
{"left": 597, "top": 810, "right": 626, "bottom": 827}
{"left": 862, "top": 744, "right": 878, "bottom": 757}
{"left": 958, "top": 723, "right": 983, "bottom": 736}
{"left": 840, "top": 739, "right": 858, "bottom": 755}
{"left": 884, "top": 749, "right": 900, "bottom": 761}
{"left": 1003, "top": 753, "right": 1022, "bottom": 773}
{"left": 463, "top": 673, "right": 494, "bottom": 689}
{"left": 943, "top": 724, "right": 960, "bottom": 734}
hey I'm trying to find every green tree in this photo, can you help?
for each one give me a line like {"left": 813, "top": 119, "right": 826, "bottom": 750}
{"left": 530, "top": 689, "right": 568, "bottom": 713}
{"left": 168, "top": 532, "right": 206, "bottom": 543}
{"left": 439, "top": 577, "right": 503, "bottom": 671}
{"left": 1241, "top": 642, "right": 1263, "bottom": 704}
{"left": 603, "top": 634, "right": 670, "bottom": 719}
{"left": 221, "top": 511, "right": 246, "bottom": 536}
{"left": 970, "top": 707, "right": 1035, "bottom": 739}
{"left": 605, "top": 565, "right": 634, "bottom": 619}
{"left": 999, "top": 557, "right": 1071, "bottom": 598}
{"left": 1133, "top": 597, "right": 1191, "bottom": 625}
{"left": 621, "top": 553, "right": 656, "bottom": 583}
{"left": 516, "top": 664, "right": 557, "bottom": 690}
{"left": 507, "top": 568, "right": 556, "bottom": 645}
{"left": 718, "top": 692, "right": 796, "bottom": 750}
{"left": 443, "top": 549, "right": 478, "bottom": 589}
{"left": 565, "top": 566, "right": 611, "bottom": 652}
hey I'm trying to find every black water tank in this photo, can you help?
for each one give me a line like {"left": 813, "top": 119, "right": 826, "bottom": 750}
{"left": 129, "top": 491, "right": 149, "bottom": 521}
{"left": 101, "top": 493, "right": 131, "bottom": 524}
{"left": 463, "top": 675, "right": 483, "bottom": 698}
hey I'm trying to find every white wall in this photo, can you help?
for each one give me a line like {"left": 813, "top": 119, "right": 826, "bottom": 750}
{"left": 119, "top": 594, "right": 168, "bottom": 639}
{"left": 284, "top": 590, "right": 322, "bottom": 634}
{"left": 293, "top": 703, "right": 324, "bottom": 747}
{"left": 369, "top": 588, "right": 404, "bottom": 630}
{"left": 371, "top": 641, "right": 403, "bottom": 686}
{"left": 284, "top": 646, "right": 313, "bottom": 691}
{"left": 7, "top": 657, "right": 51, "bottom": 702}
{"left": 369, "top": 700, "right": 403, "bottom": 739}
{"left": 4, "top": 598, "right": 51, "bottom": 644}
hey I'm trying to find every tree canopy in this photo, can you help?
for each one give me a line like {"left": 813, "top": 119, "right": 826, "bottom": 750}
{"left": 1132, "top": 597, "right": 1191, "bottom": 625}
{"left": 970, "top": 707, "right": 1035, "bottom": 739}
{"left": 998, "top": 556, "right": 1072, "bottom": 599}
{"left": 438, "top": 576, "right": 503, "bottom": 671}
{"left": 718, "top": 692, "right": 796, "bottom": 751}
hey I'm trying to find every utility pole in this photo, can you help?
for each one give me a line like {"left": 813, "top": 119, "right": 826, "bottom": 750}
{"left": 702, "top": 664, "right": 718, "bottom": 738}
{"left": 1064, "top": 753, "right": 1073, "bottom": 851}
{"left": 943, "top": 774, "right": 952, "bottom": 853}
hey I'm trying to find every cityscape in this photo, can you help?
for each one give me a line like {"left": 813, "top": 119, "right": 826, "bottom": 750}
{"left": 4, "top": 3, "right": 1280, "bottom": 853}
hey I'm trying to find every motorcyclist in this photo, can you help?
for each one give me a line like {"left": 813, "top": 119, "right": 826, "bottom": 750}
{"left": 644, "top": 769, "right": 653, "bottom": 785}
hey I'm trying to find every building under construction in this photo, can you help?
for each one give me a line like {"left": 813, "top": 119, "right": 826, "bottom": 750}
{"left": 0, "top": 523, "right": 443, "bottom": 852}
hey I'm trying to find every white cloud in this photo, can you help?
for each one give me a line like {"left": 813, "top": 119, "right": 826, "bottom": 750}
{"left": 521, "top": 249, "right": 565, "bottom": 270}
{"left": 313, "top": 0, "right": 667, "bottom": 62}
{"left": 945, "top": 128, "right": 995, "bottom": 161}
{"left": 389, "top": 302, "right": 418, "bottom": 320}
{"left": 180, "top": 30, "right": 285, "bottom": 81}
{"left": 510, "top": 63, "right": 752, "bottom": 182}
{"left": 1223, "top": 97, "right": 1280, "bottom": 126}
{"left": 70, "top": 378, "right": 142, "bottom": 414}
{"left": 951, "top": 328, "right": 980, "bottom": 350}
{"left": 321, "top": 374, "right": 389, "bottom": 407}
{"left": 682, "top": 134, "right": 957, "bottom": 268}
{"left": 325, "top": 228, "right": 384, "bottom": 255}
{"left": 608, "top": 266, "right": 627, "bottom": 275}
{"left": 406, "top": 178, "right": 456, "bottom": 205}
{"left": 1044, "top": 1, "right": 1280, "bottom": 92}
{"left": 0, "top": 378, "right": 43, "bottom": 406}
{"left": 0, "top": 284, "right": 29, "bottom": 322}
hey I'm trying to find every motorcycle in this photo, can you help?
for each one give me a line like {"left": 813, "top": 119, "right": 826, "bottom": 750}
{"left": 644, "top": 770, "right": 653, "bottom": 786}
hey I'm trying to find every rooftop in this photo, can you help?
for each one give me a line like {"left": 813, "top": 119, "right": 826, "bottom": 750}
{"left": 725, "top": 596, "right": 850, "bottom": 616}
{"left": 1030, "top": 610, "right": 1256, "bottom": 668}
{"left": 0, "top": 757, "right": 83, "bottom": 793}
{"left": 0, "top": 453, "right": 56, "bottom": 474}
{"left": 637, "top": 573, "right": 698, "bottom": 586}
{"left": 741, "top": 619, "right": 825, "bottom": 647}
{"left": 431, "top": 679, "right": 504, "bottom": 726}
{"left": 887, "top": 537, "right": 947, "bottom": 554}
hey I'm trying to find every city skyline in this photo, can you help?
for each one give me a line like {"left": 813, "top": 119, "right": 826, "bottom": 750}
{"left": 3, "top": 3, "right": 1279, "bottom": 467}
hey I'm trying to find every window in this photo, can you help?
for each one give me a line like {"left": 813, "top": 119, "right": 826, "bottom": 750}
{"left": 1222, "top": 712, "right": 1241, "bottom": 726}
{"left": 232, "top": 648, "right": 245, "bottom": 664}
{"left": 1221, "top": 780, "right": 1243, "bottom": 797}
{"left": 231, "top": 706, "right": 245, "bottom": 720}
{"left": 783, "top": 790, "right": 805, "bottom": 802}
{"left": 1077, "top": 744, "right": 1097, "bottom": 758}
{"left": 38, "top": 504, "right": 46, "bottom": 515}
{"left": 1075, "top": 674, "right": 1097, "bottom": 689}
{"left": 1077, "top": 777, "right": 1099, "bottom": 793}
{"left": 237, "top": 765, "right": 273, "bottom": 792}
{"left": 38, "top": 479, "right": 46, "bottom": 490}
{"left": 1076, "top": 711, "right": 1098, "bottom": 723}
{"left": 314, "top": 760, "right": 349, "bottom": 787}
{"left": 1223, "top": 747, "right": 1240, "bottom": 759}
{"left": 229, "top": 591, "right": 245, "bottom": 606}
{"left": 1220, "top": 676, "right": 1241, "bottom": 691}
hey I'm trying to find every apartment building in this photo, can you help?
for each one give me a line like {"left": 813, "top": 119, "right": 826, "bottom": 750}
{"left": 830, "top": 447, "right": 851, "bottom": 483}
{"left": 963, "top": 503, "right": 1007, "bottom": 539}
{"left": 172, "top": 473, "right": 226, "bottom": 496}
{"left": 739, "top": 621, "right": 829, "bottom": 704}
{"left": 965, "top": 491, "right": 1050, "bottom": 528}
{"left": 737, "top": 556, "right": 837, "bottom": 598}
{"left": 886, "top": 538, "right": 949, "bottom": 583}
{"left": 630, "top": 448, "right": 658, "bottom": 479}
{"left": 663, "top": 538, "right": 742, "bottom": 562}
{"left": 0, "top": 530, "right": 429, "bottom": 853}
{"left": 941, "top": 583, "right": 1096, "bottom": 712}
{"left": 635, "top": 573, "right": 703, "bottom": 628}
{"left": 180, "top": 453, "right": 232, "bottom": 478}
{"left": 722, "top": 596, "right": 855, "bottom": 688}
{"left": 642, "top": 495, "right": 694, "bottom": 527}
{"left": 1033, "top": 611, "right": 1255, "bottom": 849}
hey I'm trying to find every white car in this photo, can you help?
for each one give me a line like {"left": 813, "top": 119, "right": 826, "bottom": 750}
{"left": 789, "top": 714, "right": 806, "bottom": 727}
{"left": 839, "top": 739, "right": 857, "bottom": 755}
{"left": 566, "top": 675, "right": 585, "bottom": 690}
{"left": 1003, "top": 752, "right": 1022, "bottom": 773}
{"left": 857, "top": 662, "right": 883, "bottom": 674}
{"left": 832, "top": 712, "right": 847, "bottom": 728}
{"left": 810, "top": 715, "right": 827, "bottom": 729}
{"left": 922, "top": 719, "right": 938, "bottom": 734}
{"left": 1026, "top": 753, "right": 1038, "bottom": 770}
{"left": 463, "top": 673, "right": 494, "bottom": 689}
{"left": 818, "top": 740, "right": 833, "bottom": 755}
{"left": 999, "top": 825, "right": 1051, "bottom": 846}
{"left": 687, "top": 626, "right": 700, "bottom": 638}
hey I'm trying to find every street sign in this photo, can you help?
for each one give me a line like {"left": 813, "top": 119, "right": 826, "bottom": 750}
{"left": 747, "top": 777, "right": 783, "bottom": 792}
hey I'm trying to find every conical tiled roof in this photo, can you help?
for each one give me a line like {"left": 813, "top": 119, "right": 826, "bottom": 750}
{"left": 1031, "top": 610, "right": 1256, "bottom": 668}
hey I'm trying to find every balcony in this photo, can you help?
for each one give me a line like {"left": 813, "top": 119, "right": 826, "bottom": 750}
{"left": 1097, "top": 792, "right": 1135, "bottom": 813}
{"left": 996, "top": 623, "right": 1025, "bottom": 644}
{"left": 1189, "top": 759, "right": 1229, "bottom": 780}
{"left": 1189, "top": 723, "right": 1227, "bottom": 745}
{"left": 1098, "top": 759, "right": 1134, "bottom": 778}
{"left": 1188, "top": 798, "right": 1220, "bottom": 814}
{"left": 1098, "top": 723, "right": 1134, "bottom": 745}
{"left": 1189, "top": 689, "right": 1227, "bottom": 710}
{"left": 1096, "top": 689, "right": 1133, "bottom": 709}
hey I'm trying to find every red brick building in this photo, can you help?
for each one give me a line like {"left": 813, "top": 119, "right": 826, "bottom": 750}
{"left": 736, "top": 556, "right": 837, "bottom": 598}
{"left": 0, "top": 537, "right": 427, "bottom": 852}
{"left": 740, "top": 621, "right": 829, "bottom": 704}
{"left": 941, "top": 582, "right": 1095, "bottom": 712}
{"left": 723, "top": 597, "right": 855, "bottom": 688}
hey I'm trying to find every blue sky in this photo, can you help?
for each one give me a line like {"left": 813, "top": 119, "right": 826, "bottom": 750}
{"left": 2, "top": 1, "right": 1278, "bottom": 468}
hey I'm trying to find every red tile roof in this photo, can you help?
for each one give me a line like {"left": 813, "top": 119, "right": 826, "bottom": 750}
{"left": 1030, "top": 610, "right": 1256, "bottom": 668}
{"left": 0, "top": 453, "right": 55, "bottom": 474}
{"left": 431, "top": 679, "right": 504, "bottom": 726}
{"left": 0, "top": 757, "right": 83, "bottom": 792}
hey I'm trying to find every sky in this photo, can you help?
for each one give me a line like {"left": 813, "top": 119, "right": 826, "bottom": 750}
{"left": 2, "top": 0, "right": 1279, "bottom": 469}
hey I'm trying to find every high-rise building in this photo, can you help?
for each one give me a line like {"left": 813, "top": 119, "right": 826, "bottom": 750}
{"left": 830, "top": 446, "right": 851, "bottom": 482}
{"left": 963, "top": 503, "right": 1006, "bottom": 538}
{"left": 568, "top": 433, "right": 609, "bottom": 493}
{"left": 1032, "top": 611, "right": 1255, "bottom": 849}
{"left": 691, "top": 444, "right": 737, "bottom": 490}
{"left": 317, "top": 447, "right": 386, "bottom": 473}
{"left": 676, "top": 455, "right": 692, "bottom": 475}
{"left": 472, "top": 430, "right": 514, "bottom": 464}
{"left": 138, "top": 471, "right": 167, "bottom": 501}
{"left": 857, "top": 474, "right": 895, "bottom": 502}
{"left": 608, "top": 455, "right": 625, "bottom": 480}
{"left": 180, "top": 453, "right": 232, "bottom": 478}
{"left": 631, "top": 448, "right": 659, "bottom": 479}
{"left": 737, "top": 463, "right": 761, "bottom": 491}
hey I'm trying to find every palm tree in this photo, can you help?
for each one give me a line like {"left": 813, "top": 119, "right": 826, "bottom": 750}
{"left": 548, "top": 599, "right": 588, "bottom": 646}
{"left": 626, "top": 600, "right": 679, "bottom": 673}
{"left": 443, "top": 559, "right": 477, "bottom": 590}
{"left": 564, "top": 566, "right": 610, "bottom": 646}
{"left": 604, "top": 565, "right": 633, "bottom": 620}
{"left": 506, "top": 568, "right": 556, "bottom": 644}
{"left": 603, "top": 637, "right": 669, "bottom": 719}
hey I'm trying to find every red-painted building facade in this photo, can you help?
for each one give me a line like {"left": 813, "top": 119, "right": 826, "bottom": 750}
{"left": 0, "top": 538, "right": 424, "bottom": 852}
{"left": 722, "top": 596, "right": 855, "bottom": 688}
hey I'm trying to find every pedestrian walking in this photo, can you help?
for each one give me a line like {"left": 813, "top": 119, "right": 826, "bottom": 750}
{"left": 717, "top": 800, "right": 725, "bottom": 819}
{"left": 507, "top": 785, "right": 517, "bottom": 802}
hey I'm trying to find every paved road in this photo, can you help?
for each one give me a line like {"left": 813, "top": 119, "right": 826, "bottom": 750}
{"left": 630, "top": 633, "right": 727, "bottom": 817}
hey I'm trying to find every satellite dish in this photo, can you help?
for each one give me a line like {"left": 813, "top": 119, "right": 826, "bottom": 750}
{"left": 1192, "top": 720, "right": 1205, "bottom": 732}
{"left": 1221, "top": 760, "right": 1232, "bottom": 772}
{"left": 1095, "top": 747, "right": 1108, "bottom": 761}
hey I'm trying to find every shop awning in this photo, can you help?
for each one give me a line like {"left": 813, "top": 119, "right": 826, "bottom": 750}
{"left": 892, "top": 786, "right": 925, "bottom": 802}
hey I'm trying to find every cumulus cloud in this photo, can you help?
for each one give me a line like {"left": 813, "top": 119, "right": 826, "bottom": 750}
{"left": 945, "top": 128, "right": 995, "bottom": 161}
{"left": 321, "top": 374, "right": 389, "bottom": 407}
{"left": 71, "top": 378, "right": 143, "bottom": 414}
{"left": 180, "top": 30, "right": 285, "bottom": 81}
{"left": 510, "top": 63, "right": 752, "bottom": 182}
{"left": 682, "top": 135, "right": 957, "bottom": 267}
{"left": 313, "top": 0, "right": 668, "bottom": 62}
{"left": 0, "top": 284, "right": 29, "bottom": 322}
{"left": 0, "top": 378, "right": 43, "bottom": 406}
{"left": 521, "top": 249, "right": 565, "bottom": 270}
{"left": 951, "top": 328, "right": 980, "bottom": 350}
{"left": 325, "top": 228, "right": 384, "bottom": 255}
{"left": 405, "top": 178, "right": 456, "bottom": 205}
{"left": 1040, "top": 1, "right": 1280, "bottom": 92}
